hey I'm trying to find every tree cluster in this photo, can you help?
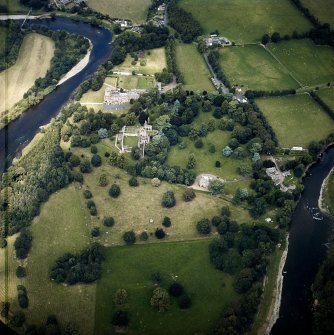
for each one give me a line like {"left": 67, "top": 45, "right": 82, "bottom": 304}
{"left": 207, "top": 51, "right": 231, "bottom": 89}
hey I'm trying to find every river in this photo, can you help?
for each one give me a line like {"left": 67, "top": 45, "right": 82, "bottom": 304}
{"left": 271, "top": 147, "right": 334, "bottom": 335}
{"left": 0, "top": 16, "right": 113, "bottom": 173}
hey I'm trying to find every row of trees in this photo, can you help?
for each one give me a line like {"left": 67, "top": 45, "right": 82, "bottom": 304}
{"left": 207, "top": 51, "right": 231, "bottom": 89}
{"left": 165, "top": 38, "right": 183, "bottom": 82}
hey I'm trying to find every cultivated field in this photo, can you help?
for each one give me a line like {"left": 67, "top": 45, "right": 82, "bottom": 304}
{"left": 317, "top": 87, "right": 334, "bottom": 110}
{"left": 175, "top": 43, "right": 215, "bottom": 92}
{"left": 219, "top": 45, "right": 299, "bottom": 91}
{"left": 268, "top": 39, "right": 334, "bottom": 87}
{"left": 0, "top": 33, "right": 55, "bottom": 115}
{"left": 256, "top": 94, "right": 334, "bottom": 147}
{"left": 179, "top": 0, "right": 312, "bottom": 43}
{"left": 95, "top": 240, "right": 238, "bottom": 335}
{"left": 113, "top": 48, "right": 167, "bottom": 75}
{"left": 87, "top": 0, "right": 151, "bottom": 23}
{"left": 301, "top": 0, "right": 334, "bottom": 27}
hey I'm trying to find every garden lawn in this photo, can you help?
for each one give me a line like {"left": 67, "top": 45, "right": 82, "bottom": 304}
{"left": 175, "top": 42, "right": 215, "bottom": 93}
{"left": 80, "top": 77, "right": 118, "bottom": 104}
{"left": 219, "top": 45, "right": 299, "bottom": 91}
{"left": 0, "top": 33, "right": 55, "bottom": 115}
{"left": 256, "top": 94, "right": 334, "bottom": 147}
{"left": 268, "top": 39, "right": 334, "bottom": 87}
{"left": 95, "top": 240, "right": 238, "bottom": 335}
{"left": 179, "top": 0, "right": 312, "bottom": 44}
{"left": 317, "top": 87, "right": 334, "bottom": 110}
{"left": 87, "top": 0, "right": 151, "bottom": 23}
{"left": 117, "top": 75, "right": 156, "bottom": 90}
{"left": 113, "top": 48, "right": 167, "bottom": 75}
{"left": 301, "top": 0, "right": 334, "bottom": 27}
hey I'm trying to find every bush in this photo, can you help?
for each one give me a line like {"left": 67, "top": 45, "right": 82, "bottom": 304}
{"left": 128, "top": 177, "right": 139, "bottom": 187}
{"left": 179, "top": 294, "right": 192, "bottom": 309}
{"left": 17, "top": 286, "right": 28, "bottom": 309}
{"left": 72, "top": 171, "right": 83, "bottom": 183}
{"left": 151, "top": 178, "right": 161, "bottom": 187}
{"left": 16, "top": 266, "right": 26, "bottom": 278}
{"left": 155, "top": 228, "right": 166, "bottom": 239}
{"left": 221, "top": 206, "right": 231, "bottom": 217}
{"left": 211, "top": 216, "right": 222, "bottom": 227}
{"left": 140, "top": 231, "right": 149, "bottom": 241}
{"left": 183, "top": 188, "right": 196, "bottom": 202}
{"left": 123, "top": 231, "right": 136, "bottom": 245}
{"left": 83, "top": 190, "right": 93, "bottom": 199}
{"left": 89, "top": 206, "right": 97, "bottom": 216}
{"left": 194, "top": 139, "right": 204, "bottom": 148}
{"left": 196, "top": 218, "right": 211, "bottom": 235}
{"left": 109, "top": 184, "right": 121, "bottom": 198}
{"left": 87, "top": 199, "right": 95, "bottom": 209}
{"left": 161, "top": 191, "right": 176, "bottom": 208}
{"left": 11, "top": 311, "right": 25, "bottom": 327}
{"left": 169, "top": 282, "right": 184, "bottom": 297}
{"left": 80, "top": 159, "right": 92, "bottom": 173}
{"left": 113, "top": 289, "right": 128, "bottom": 306}
{"left": 91, "top": 146, "right": 98, "bottom": 154}
{"left": 91, "top": 227, "right": 100, "bottom": 237}
{"left": 99, "top": 173, "right": 109, "bottom": 187}
{"left": 162, "top": 216, "right": 172, "bottom": 227}
{"left": 0, "top": 238, "right": 7, "bottom": 248}
{"left": 91, "top": 154, "right": 102, "bottom": 167}
{"left": 104, "top": 217, "right": 115, "bottom": 227}
{"left": 150, "top": 287, "right": 170, "bottom": 312}
{"left": 14, "top": 229, "right": 32, "bottom": 260}
{"left": 69, "top": 154, "right": 80, "bottom": 167}
{"left": 215, "top": 160, "right": 221, "bottom": 168}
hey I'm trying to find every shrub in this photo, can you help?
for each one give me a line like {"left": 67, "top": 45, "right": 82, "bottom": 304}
{"left": 140, "top": 231, "right": 149, "bottom": 241}
{"left": 194, "top": 139, "right": 204, "bottom": 148}
{"left": 113, "top": 289, "right": 128, "bottom": 306}
{"left": 105, "top": 152, "right": 110, "bottom": 157}
{"left": 150, "top": 287, "right": 170, "bottom": 312}
{"left": 162, "top": 216, "right": 172, "bottom": 227}
{"left": 91, "top": 154, "right": 102, "bottom": 167}
{"left": 99, "top": 173, "right": 109, "bottom": 187}
{"left": 208, "top": 179, "right": 225, "bottom": 195}
{"left": 80, "top": 159, "right": 92, "bottom": 173}
{"left": 215, "top": 160, "right": 221, "bottom": 168}
{"left": 123, "top": 231, "right": 136, "bottom": 245}
{"left": 221, "top": 206, "right": 231, "bottom": 217}
{"left": 112, "top": 311, "right": 129, "bottom": 327}
{"left": 0, "top": 238, "right": 7, "bottom": 248}
{"left": 196, "top": 218, "right": 211, "bottom": 235}
{"left": 128, "top": 177, "right": 139, "bottom": 187}
{"left": 69, "top": 154, "right": 80, "bottom": 167}
{"left": 89, "top": 206, "right": 97, "bottom": 216}
{"left": 91, "top": 227, "right": 100, "bottom": 237}
{"left": 109, "top": 184, "right": 121, "bottom": 198}
{"left": 161, "top": 191, "right": 176, "bottom": 208}
{"left": 72, "top": 171, "right": 83, "bottom": 183}
{"left": 155, "top": 228, "right": 166, "bottom": 239}
{"left": 11, "top": 311, "right": 25, "bottom": 327}
{"left": 83, "top": 190, "right": 93, "bottom": 199}
{"left": 183, "top": 188, "right": 196, "bottom": 202}
{"left": 211, "top": 216, "right": 222, "bottom": 227}
{"left": 104, "top": 217, "right": 115, "bottom": 227}
{"left": 17, "top": 286, "right": 28, "bottom": 309}
{"left": 179, "top": 294, "right": 192, "bottom": 309}
{"left": 87, "top": 199, "right": 95, "bottom": 209}
{"left": 169, "top": 282, "right": 184, "bottom": 297}
{"left": 16, "top": 266, "right": 26, "bottom": 278}
{"left": 91, "top": 146, "right": 98, "bottom": 154}
{"left": 209, "top": 144, "right": 216, "bottom": 154}
{"left": 151, "top": 178, "right": 161, "bottom": 187}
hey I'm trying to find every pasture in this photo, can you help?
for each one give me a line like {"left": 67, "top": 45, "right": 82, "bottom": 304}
{"left": 0, "top": 33, "right": 55, "bottom": 115}
{"left": 87, "top": 0, "right": 152, "bottom": 23}
{"left": 179, "top": 0, "right": 312, "bottom": 43}
{"left": 255, "top": 94, "right": 334, "bottom": 147}
{"left": 301, "top": 0, "right": 334, "bottom": 27}
{"left": 268, "top": 39, "right": 334, "bottom": 87}
{"left": 218, "top": 45, "right": 299, "bottom": 91}
{"left": 317, "top": 87, "right": 334, "bottom": 110}
{"left": 113, "top": 48, "right": 167, "bottom": 75}
{"left": 175, "top": 43, "right": 215, "bottom": 92}
{"left": 95, "top": 240, "right": 238, "bottom": 335}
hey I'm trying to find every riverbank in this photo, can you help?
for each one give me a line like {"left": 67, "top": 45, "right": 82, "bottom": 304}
{"left": 57, "top": 39, "right": 92, "bottom": 86}
{"left": 318, "top": 166, "right": 334, "bottom": 216}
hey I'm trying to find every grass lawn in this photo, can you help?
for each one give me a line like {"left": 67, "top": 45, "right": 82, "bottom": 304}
{"left": 95, "top": 240, "right": 238, "bottom": 335}
{"left": 0, "top": 33, "right": 55, "bottom": 115}
{"left": 179, "top": 0, "right": 312, "bottom": 44}
{"left": 301, "top": 0, "right": 334, "bottom": 27}
{"left": 256, "top": 94, "right": 334, "bottom": 147}
{"left": 117, "top": 75, "right": 156, "bottom": 90}
{"left": 176, "top": 42, "right": 215, "bottom": 93}
{"left": 317, "top": 87, "right": 334, "bottom": 110}
{"left": 0, "top": 186, "right": 95, "bottom": 335}
{"left": 219, "top": 45, "right": 299, "bottom": 91}
{"left": 0, "top": 0, "right": 27, "bottom": 12}
{"left": 268, "top": 39, "right": 334, "bottom": 87}
{"left": 113, "top": 48, "right": 167, "bottom": 75}
{"left": 87, "top": 0, "right": 151, "bottom": 23}
{"left": 80, "top": 77, "right": 118, "bottom": 104}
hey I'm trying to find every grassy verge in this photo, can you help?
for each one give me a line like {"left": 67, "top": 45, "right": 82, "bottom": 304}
{"left": 255, "top": 94, "right": 334, "bottom": 147}
{"left": 0, "top": 33, "right": 55, "bottom": 115}
{"left": 179, "top": 0, "right": 312, "bottom": 43}
{"left": 95, "top": 240, "right": 238, "bottom": 335}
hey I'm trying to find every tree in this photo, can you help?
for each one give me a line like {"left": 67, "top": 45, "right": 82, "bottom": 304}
{"left": 211, "top": 216, "right": 222, "bottom": 227}
{"left": 150, "top": 287, "right": 170, "bottom": 312}
{"left": 99, "top": 173, "right": 108, "bottom": 187}
{"left": 183, "top": 188, "right": 196, "bottom": 202}
{"left": 112, "top": 311, "right": 129, "bottom": 327}
{"left": 91, "top": 154, "right": 102, "bottom": 167}
{"left": 83, "top": 190, "right": 93, "bottom": 199}
{"left": 104, "top": 217, "right": 115, "bottom": 227}
{"left": 187, "top": 153, "right": 196, "bottom": 169}
{"left": 161, "top": 191, "right": 176, "bottom": 208}
{"left": 151, "top": 178, "right": 161, "bottom": 187}
{"left": 208, "top": 179, "right": 225, "bottom": 195}
{"left": 233, "top": 188, "right": 249, "bottom": 204}
{"left": 123, "top": 231, "right": 136, "bottom": 245}
{"left": 197, "top": 218, "right": 211, "bottom": 235}
{"left": 261, "top": 34, "right": 270, "bottom": 45}
{"left": 271, "top": 32, "right": 281, "bottom": 43}
{"left": 113, "top": 289, "right": 128, "bottom": 306}
{"left": 223, "top": 146, "right": 233, "bottom": 157}
{"left": 194, "top": 138, "right": 204, "bottom": 148}
{"left": 91, "top": 227, "right": 100, "bottom": 237}
{"left": 155, "top": 228, "right": 166, "bottom": 239}
{"left": 80, "top": 159, "right": 92, "bottom": 173}
{"left": 179, "top": 294, "right": 192, "bottom": 309}
{"left": 169, "top": 282, "right": 184, "bottom": 297}
{"left": 128, "top": 177, "right": 139, "bottom": 187}
{"left": 109, "top": 184, "right": 121, "bottom": 198}
{"left": 140, "top": 231, "right": 149, "bottom": 241}
{"left": 11, "top": 311, "right": 25, "bottom": 327}
{"left": 162, "top": 216, "right": 172, "bottom": 227}
{"left": 16, "top": 266, "right": 26, "bottom": 278}
{"left": 98, "top": 128, "right": 108, "bottom": 139}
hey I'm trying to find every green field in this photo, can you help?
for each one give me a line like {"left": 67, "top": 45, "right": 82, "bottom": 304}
{"left": 0, "top": 33, "right": 55, "bottom": 115}
{"left": 256, "top": 94, "right": 334, "bottom": 147}
{"left": 95, "top": 240, "right": 238, "bottom": 335}
{"left": 0, "top": 0, "right": 27, "bottom": 12}
{"left": 179, "top": 0, "right": 312, "bottom": 43}
{"left": 175, "top": 43, "right": 215, "bottom": 93}
{"left": 117, "top": 75, "right": 156, "bottom": 90}
{"left": 113, "top": 48, "right": 167, "bottom": 75}
{"left": 219, "top": 45, "right": 299, "bottom": 91}
{"left": 317, "top": 87, "right": 334, "bottom": 110}
{"left": 268, "top": 39, "right": 334, "bottom": 87}
{"left": 87, "top": 0, "right": 151, "bottom": 23}
{"left": 301, "top": 0, "right": 334, "bottom": 27}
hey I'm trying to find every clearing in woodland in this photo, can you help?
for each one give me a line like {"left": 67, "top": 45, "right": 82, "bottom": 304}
{"left": 0, "top": 33, "right": 55, "bottom": 115}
